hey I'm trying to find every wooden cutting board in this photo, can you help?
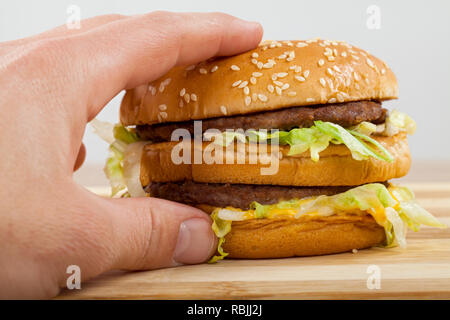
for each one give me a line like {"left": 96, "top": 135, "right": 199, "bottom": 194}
{"left": 57, "top": 182, "right": 450, "bottom": 299}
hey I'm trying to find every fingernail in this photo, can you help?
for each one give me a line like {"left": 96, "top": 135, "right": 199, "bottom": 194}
{"left": 173, "top": 218, "right": 217, "bottom": 264}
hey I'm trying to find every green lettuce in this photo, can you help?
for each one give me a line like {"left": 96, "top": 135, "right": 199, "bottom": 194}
{"left": 211, "top": 121, "right": 394, "bottom": 162}
{"left": 209, "top": 184, "right": 446, "bottom": 261}
{"left": 91, "top": 119, "right": 140, "bottom": 196}
{"left": 209, "top": 210, "right": 232, "bottom": 263}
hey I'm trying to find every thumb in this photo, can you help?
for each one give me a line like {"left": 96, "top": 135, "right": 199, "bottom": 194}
{"left": 104, "top": 195, "right": 217, "bottom": 270}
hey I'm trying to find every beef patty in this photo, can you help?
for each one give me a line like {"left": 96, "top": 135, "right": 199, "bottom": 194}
{"left": 145, "top": 181, "right": 378, "bottom": 210}
{"left": 137, "top": 100, "right": 386, "bottom": 142}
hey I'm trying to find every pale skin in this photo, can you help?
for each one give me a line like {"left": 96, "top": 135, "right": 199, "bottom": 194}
{"left": 0, "top": 11, "right": 263, "bottom": 299}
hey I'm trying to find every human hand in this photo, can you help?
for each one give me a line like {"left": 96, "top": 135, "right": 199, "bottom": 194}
{"left": 0, "top": 11, "right": 263, "bottom": 299}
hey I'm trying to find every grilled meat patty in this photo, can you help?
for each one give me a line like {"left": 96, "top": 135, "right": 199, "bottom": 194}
{"left": 145, "top": 180, "right": 388, "bottom": 210}
{"left": 137, "top": 100, "right": 386, "bottom": 142}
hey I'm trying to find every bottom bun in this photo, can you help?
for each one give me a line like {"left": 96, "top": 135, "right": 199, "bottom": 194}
{"left": 221, "top": 215, "right": 386, "bottom": 259}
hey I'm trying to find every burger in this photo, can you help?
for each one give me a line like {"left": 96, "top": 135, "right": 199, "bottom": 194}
{"left": 93, "top": 39, "right": 445, "bottom": 261}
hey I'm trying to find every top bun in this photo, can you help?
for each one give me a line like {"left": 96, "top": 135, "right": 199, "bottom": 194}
{"left": 120, "top": 39, "right": 398, "bottom": 126}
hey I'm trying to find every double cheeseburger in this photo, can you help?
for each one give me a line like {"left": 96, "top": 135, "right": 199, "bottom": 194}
{"left": 95, "top": 39, "right": 445, "bottom": 261}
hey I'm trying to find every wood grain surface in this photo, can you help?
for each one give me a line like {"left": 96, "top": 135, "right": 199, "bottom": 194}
{"left": 57, "top": 182, "right": 450, "bottom": 299}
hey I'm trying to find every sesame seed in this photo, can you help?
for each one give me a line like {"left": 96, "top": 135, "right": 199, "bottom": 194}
{"left": 333, "top": 48, "right": 338, "bottom": 56}
{"left": 263, "top": 62, "right": 274, "bottom": 69}
{"left": 366, "top": 58, "right": 375, "bottom": 68}
{"left": 251, "top": 59, "right": 258, "bottom": 65}
{"left": 199, "top": 68, "right": 207, "bottom": 74}
{"left": 244, "top": 86, "right": 250, "bottom": 95}
{"left": 381, "top": 68, "right": 386, "bottom": 75}
{"left": 157, "top": 114, "right": 163, "bottom": 122}
{"left": 185, "top": 65, "right": 195, "bottom": 71}
{"left": 252, "top": 93, "right": 258, "bottom": 101}
{"left": 327, "top": 68, "right": 334, "bottom": 76}
{"left": 351, "top": 55, "right": 360, "bottom": 60}
{"left": 211, "top": 65, "right": 219, "bottom": 73}
{"left": 337, "top": 93, "right": 344, "bottom": 102}
{"left": 327, "top": 56, "right": 335, "bottom": 61}
{"left": 333, "top": 66, "right": 341, "bottom": 72}
{"left": 184, "top": 93, "right": 190, "bottom": 103}
{"left": 328, "top": 98, "right": 337, "bottom": 103}
{"left": 232, "top": 80, "right": 242, "bottom": 87}
{"left": 341, "top": 51, "right": 347, "bottom": 57}
{"left": 191, "top": 93, "right": 197, "bottom": 101}
{"left": 278, "top": 54, "right": 287, "bottom": 59}
{"left": 306, "top": 98, "right": 315, "bottom": 102}
{"left": 231, "top": 65, "right": 240, "bottom": 71}
{"left": 287, "top": 91, "right": 297, "bottom": 97}
{"left": 257, "top": 62, "right": 263, "bottom": 69}
{"left": 289, "top": 51, "right": 295, "bottom": 59}
{"left": 158, "top": 104, "right": 167, "bottom": 111}
{"left": 267, "top": 84, "right": 274, "bottom": 93}
{"left": 159, "top": 83, "right": 165, "bottom": 92}
{"left": 277, "top": 72, "right": 288, "bottom": 78}
{"left": 319, "top": 78, "right": 326, "bottom": 87}
{"left": 180, "top": 88, "right": 186, "bottom": 97}
{"left": 353, "top": 72, "right": 360, "bottom": 81}
{"left": 245, "top": 96, "right": 251, "bottom": 106}
{"left": 252, "top": 52, "right": 259, "bottom": 58}
{"left": 295, "top": 75, "right": 306, "bottom": 82}
{"left": 250, "top": 77, "right": 257, "bottom": 85}
{"left": 273, "top": 80, "right": 284, "bottom": 86}
{"left": 272, "top": 74, "right": 278, "bottom": 81}
{"left": 258, "top": 94, "right": 268, "bottom": 102}
{"left": 289, "top": 65, "right": 297, "bottom": 70}
{"left": 220, "top": 105, "right": 227, "bottom": 115}
{"left": 179, "top": 100, "right": 184, "bottom": 108}
{"left": 252, "top": 72, "right": 263, "bottom": 77}
{"left": 295, "top": 66, "right": 302, "bottom": 73}
{"left": 276, "top": 86, "right": 282, "bottom": 95}
{"left": 303, "top": 70, "right": 310, "bottom": 78}
{"left": 296, "top": 42, "right": 308, "bottom": 48}
{"left": 281, "top": 83, "right": 290, "bottom": 90}
{"left": 238, "top": 81, "right": 248, "bottom": 89}
{"left": 318, "top": 59, "right": 325, "bottom": 67}
{"left": 160, "top": 111, "right": 168, "bottom": 119}
{"left": 352, "top": 249, "right": 358, "bottom": 254}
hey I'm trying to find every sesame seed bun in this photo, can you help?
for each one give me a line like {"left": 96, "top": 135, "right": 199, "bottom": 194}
{"left": 140, "top": 132, "right": 410, "bottom": 187}
{"left": 221, "top": 215, "right": 386, "bottom": 258}
{"left": 196, "top": 204, "right": 386, "bottom": 258}
{"left": 120, "top": 39, "right": 398, "bottom": 126}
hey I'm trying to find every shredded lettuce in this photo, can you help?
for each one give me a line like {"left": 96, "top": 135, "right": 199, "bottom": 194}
{"left": 90, "top": 119, "right": 140, "bottom": 196}
{"left": 210, "top": 121, "right": 394, "bottom": 162}
{"left": 209, "top": 111, "right": 418, "bottom": 162}
{"left": 209, "top": 210, "right": 232, "bottom": 263}
{"left": 209, "top": 184, "right": 446, "bottom": 261}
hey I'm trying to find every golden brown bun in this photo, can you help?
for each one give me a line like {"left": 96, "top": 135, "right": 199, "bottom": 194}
{"left": 222, "top": 215, "right": 385, "bottom": 258}
{"left": 121, "top": 39, "right": 398, "bottom": 126}
{"left": 140, "top": 133, "right": 410, "bottom": 187}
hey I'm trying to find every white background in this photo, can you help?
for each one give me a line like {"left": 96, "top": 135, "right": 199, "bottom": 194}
{"left": 1, "top": 0, "right": 450, "bottom": 169}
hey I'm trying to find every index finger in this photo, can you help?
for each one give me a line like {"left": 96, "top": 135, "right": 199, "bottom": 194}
{"left": 66, "top": 11, "right": 263, "bottom": 118}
